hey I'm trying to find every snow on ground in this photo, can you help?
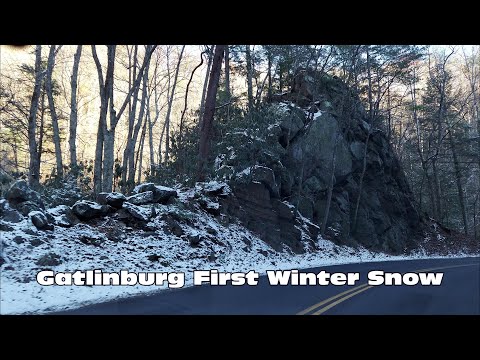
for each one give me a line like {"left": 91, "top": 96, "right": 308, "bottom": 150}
{"left": 0, "top": 191, "right": 475, "bottom": 315}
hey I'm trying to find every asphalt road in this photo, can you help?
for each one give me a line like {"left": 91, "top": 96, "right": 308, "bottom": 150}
{"left": 54, "top": 257, "right": 480, "bottom": 315}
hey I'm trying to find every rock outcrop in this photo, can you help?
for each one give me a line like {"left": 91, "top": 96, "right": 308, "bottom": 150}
{"left": 219, "top": 72, "right": 420, "bottom": 253}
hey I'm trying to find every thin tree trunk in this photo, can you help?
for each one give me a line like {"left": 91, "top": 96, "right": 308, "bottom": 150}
{"left": 102, "top": 45, "right": 117, "bottom": 193}
{"left": 164, "top": 45, "right": 185, "bottom": 165}
{"left": 126, "top": 62, "right": 149, "bottom": 188}
{"left": 136, "top": 118, "right": 147, "bottom": 184}
{"left": 321, "top": 135, "right": 339, "bottom": 235}
{"left": 45, "top": 45, "right": 64, "bottom": 179}
{"left": 121, "top": 46, "right": 139, "bottom": 191}
{"left": 352, "top": 46, "right": 373, "bottom": 231}
{"left": 37, "top": 88, "right": 46, "bottom": 180}
{"left": 27, "top": 45, "right": 43, "bottom": 189}
{"left": 199, "top": 46, "right": 213, "bottom": 120}
{"left": 267, "top": 53, "right": 272, "bottom": 101}
{"left": 69, "top": 45, "right": 82, "bottom": 171}
{"left": 197, "top": 45, "right": 225, "bottom": 181}
{"left": 449, "top": 131, "right": 468, "bottom": 234}
{"left": 245, "top": 45, "right": 254, "bottom": 113}
{"left": 91, "top": 45, "right": 108, "bottom": 195}
{"left": 224, "top": 45, "right": 230, "bottom": 99}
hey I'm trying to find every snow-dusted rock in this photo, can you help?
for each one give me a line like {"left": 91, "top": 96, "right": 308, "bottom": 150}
{"left": 6, "top": 180, "right": 43, "bottom": 205}
{"left": 0, "top": 199, "right": 23, "bottom": 223}
{"left": 126, "top": 191, "right": 154, "bottom": 205}
{"left": 133, "top": 183, "right": 177, "bottom": 204}
{"left": 122, "top": 202, "right": 153, "bottom": 221}
{"left": 72, "top": 200, "right": 109, "bottom": 220}
{"left": 97, "top": 192, "right": 126, "bottom": 209}
{"left": 47, "top": 205, "right": 79, "bottom": 227}
{"left": 29, "top": 211, "right": 53, "bottom": 230}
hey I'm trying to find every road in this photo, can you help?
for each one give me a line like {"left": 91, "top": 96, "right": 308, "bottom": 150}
{"left": 54, "top": 257, "right": 480, "bottom": 315}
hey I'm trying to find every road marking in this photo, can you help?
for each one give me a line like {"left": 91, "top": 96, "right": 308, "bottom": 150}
{"left": 297, "top": 262, "right": 479, "bottom": 315}
{"left": 312, "top": 286, "right": 374, "bottom": 315}
{"left": 296, "top": 283, "right": 369, "bottom": 315}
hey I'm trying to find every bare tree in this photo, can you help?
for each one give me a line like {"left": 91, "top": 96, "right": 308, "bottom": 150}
{"left": 27, "top": 45, "right": 44, "bottom": 189}
{"left": 245, "top": 45, "right": 254, "bottom": 113}
{"left": 45, "top": 45, "right": 64, "bottom": 179}
{"left": 164, "top": 45, "right": 185, "bottom": 165}
{"left": 69, "top": 45, "right": 82, "bottom": 171}
{"left": 199, "top": 46, "right": 213, "bottom": 119}
{"left": 197, "top": 45, "right": 225, "bottom": 181}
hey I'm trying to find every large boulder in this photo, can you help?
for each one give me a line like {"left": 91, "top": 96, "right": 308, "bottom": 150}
{"left": 16, "top": 201, "right": 44, "bottom": 216}
{"left": 29, "top": 211, "right": 54, "bottom": 230}
{"left": 122, "top": 202, "right": 154, "bottom": 222}
{"left": 5, "top": 180, "right": 43, "bottom": 207}
{"left": 126, "top": 191, "right": 154, "bottom": 205}
{"left": 97, "top": 192, "right": 126, "bottom": 209}
{"left": 72, "top": 200, "right": 109, "bottom": 220}
{"left": 0, "top": 199, "right": 23, "bottom": 223}
{"left": 47, "top": 205, "right": 79, "bottom": 227}
{"left": 133, "top": 183, "right": 177, "bottom": 204}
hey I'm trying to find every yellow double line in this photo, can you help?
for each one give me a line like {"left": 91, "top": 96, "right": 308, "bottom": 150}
{"left": 297, "top": 263, "right": 478, "bottom": 315}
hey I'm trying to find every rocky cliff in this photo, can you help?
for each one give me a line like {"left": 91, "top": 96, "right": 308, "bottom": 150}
{"left": 217, "top": 72, "right": 421, "bottom": 254}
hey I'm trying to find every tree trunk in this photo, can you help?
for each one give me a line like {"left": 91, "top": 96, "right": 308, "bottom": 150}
{"left": 267, "top": 53, "right": 272, "bottom": 101}
{"left": 136, "top": 117, "right": 147, "bottom": 184}
{"left": 321, "top": 134, "right": 339, "bottom": 235}
{"left": 126, "top": 63, "right": 149, "bottom": 188}
{"left": 164, "top": 45, "right": 185, "bottom": 165}
{"left": 91, "top": 45, "right": 108, "bottom": 195}
{"left": 102, "top": 45, "right": 117, "bottom": 193}
{"left": 27, "top": 45, "right": 43, "bottom": 189}
{"left": 197, "top": 45, "right": 225, "bottom": 181}
{"left": 245, "top": 45, "right": 254, "bottom": 113}
{"left": 224, "top": 45, "right": 230, "bottom": 99}
{"left": 121, "top": 46, "right": 139, "bottom": 191}
{"left": 69, "top": 45, "right": 82, "bottom": 171}
{"left": 352, "top": 46, "right": 373, "bottom": 231}
{"left": 199, "top": 46, "right": 213, "bottom": 120}
{"left": 37, "top": 88, "right": 46, "bottom": 181}
{"left": 45, "top": 45, "right": 64, "bottom": 179}
{"left": 449, "top": 131, "right": 468, "bottom": 234}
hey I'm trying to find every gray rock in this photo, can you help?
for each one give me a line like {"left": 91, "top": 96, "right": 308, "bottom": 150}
{"left": 105, "top": 192, "right": 126, "bottom": 208}
{"left": 350, "top": 142, "right": 365, "bottom": 160}
{"left": 16, "top": 201, "right": 43, "bottom": 216}
{"left": 0, "top": 199, "right": 23, "bottom": 223}
{"left": 5, "top": 180, "right": 43, "bottom": 206}
{"left": 278, "top": 108, "right": 306, "bottom": 145}
{"left": 188, "top": 234, "right": 202, "bottom": 247}
{"left": 304, "top": 176, "right": 328, "bottom": 194}
{"left": 29, "top": 211, "right": 53, "bottom": 230}
{"left": 0, "top": 222, "right": 14, "bottom": 232}
{"left": 133, "top": 183, "right": 177, "bottom": 204}
{"left": 122, "top": 202, "right": 153, "bottom": 222}
{"left": 152, "top": 185, "right": 177, "bottom": 204}
{"left": 250, "top": 166, "right": 280, "bottom": 198}
{"left": 47, "top": 205, "right": 79, "bottom": 227}
{"left": 133, "top": 183, "right": 157, "bottom": 194}
{"left": 35, "top": 252, "right": 62, "bottom": 266}
{"left": 72, "top": 200, "right": 109, "bottom": 220}
{"left": 126, "top": 191, "right": 154, "bottom": 205}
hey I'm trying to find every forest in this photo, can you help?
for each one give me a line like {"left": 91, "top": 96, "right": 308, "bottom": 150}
{"left": 1, "top": 44, "right": 479, "bottom": 239}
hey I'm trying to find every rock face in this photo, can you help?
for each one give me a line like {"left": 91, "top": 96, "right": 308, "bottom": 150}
{"left": 222, "top": 72, "right": 420, "bottom": 253}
